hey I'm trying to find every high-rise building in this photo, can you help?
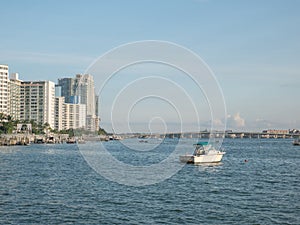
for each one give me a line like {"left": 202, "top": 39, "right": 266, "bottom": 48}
{"left": 55, "top": 84, "right": 62, "bottom": 97}
{"left": 58, "top": 74, "right": 100, "bottom": 132}
{"left": 0, "top": 64, "right": 9, "bottom": 115}
{"left": 54, "top": 96, "right": 65, "bottom": 131}
{"left": 95, "top": 94, "right": 99, "bottom": 117}
{"left": 64, "top": 103, "right": 86, "bottom": 130}
{"left": 20, "top": 81, "right": 55, "bottom": 129}
{"left": 9, "top": 73, "right": 22, "bottom": 120}
{"left": 74, "top": 74, "right": 95, "bottom": 116}
{"left": 57, "top": 77, "right": 76, "bottom": 103}
{"left": 86, "top": 114, "right": 100, "bottom": 132}
{"left": 1, "top": 64, "right": 95, "bottom": 132}
{"left": 75, "top": 74, "right": 99, "bottom": 132}
{"left": 54, "top": 96, "right": 86, "bottom": 131}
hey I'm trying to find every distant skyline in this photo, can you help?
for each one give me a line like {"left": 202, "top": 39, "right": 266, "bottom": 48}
{"left": 1, "top": 0, "right": 300, "bottom": 132}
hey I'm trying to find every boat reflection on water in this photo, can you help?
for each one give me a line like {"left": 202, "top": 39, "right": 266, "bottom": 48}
{"left": 193, "top": 162, "right": 223, "bottom": 167}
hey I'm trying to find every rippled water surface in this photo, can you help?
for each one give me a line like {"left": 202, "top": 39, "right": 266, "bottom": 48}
{"left": 0, "top": 139, "right": 299, "bottom": 224}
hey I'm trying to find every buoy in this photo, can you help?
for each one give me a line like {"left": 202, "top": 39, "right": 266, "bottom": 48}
{"left": 244, "top": 159, "right": 248, "bottom": 163}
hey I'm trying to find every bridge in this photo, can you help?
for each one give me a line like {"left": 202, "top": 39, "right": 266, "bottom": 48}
{"left": 120, "top": 131, "right": 300, "bottom": 139}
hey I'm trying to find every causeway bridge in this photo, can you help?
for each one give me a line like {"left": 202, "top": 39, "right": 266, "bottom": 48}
{"left": 122, "top": 131, "right": 300, "bottom": 139}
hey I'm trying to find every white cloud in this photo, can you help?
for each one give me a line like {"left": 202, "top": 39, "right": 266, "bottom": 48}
{"left": 213, "top": 118, "right": 224, "bottom": 127}
{"left": 227, "top": 112, "right": 245, "bottom": 129}
{"left": 233, "top": 112, "right": 245, "bottom": 127}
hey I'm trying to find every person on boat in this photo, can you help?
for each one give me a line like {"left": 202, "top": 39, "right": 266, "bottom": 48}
{"left": 194, "top": 145, "right": 205, "bottom": 156}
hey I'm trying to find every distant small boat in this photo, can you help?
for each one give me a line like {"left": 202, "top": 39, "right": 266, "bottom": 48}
{"left": 35, "top": 138, "right": 45, "bottom": 144}
{"left": 46, "top": 136, "right": 55, "bottom": 144}
{"left": 293, "top": 139, "right": 300, "bottom": 146}
{"left": 108, "top": 135, "right": 123, "bottom": 141}
{"left": 180, "top": 142, "right": 225, "bottom": 164}
{"left": 77, "top": 137, "right": 86, "bottom": 144}
{"left": 66, "top": 138, "right": 76, "bottom": 144}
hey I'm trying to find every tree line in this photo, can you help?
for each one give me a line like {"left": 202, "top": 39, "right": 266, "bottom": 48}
{"left": 0, "top": 113, "right": 107, "bottom": 136}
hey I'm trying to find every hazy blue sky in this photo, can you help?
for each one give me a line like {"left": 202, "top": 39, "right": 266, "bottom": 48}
{"left": 1, "top": 0, "right": 300, "bottom": 132}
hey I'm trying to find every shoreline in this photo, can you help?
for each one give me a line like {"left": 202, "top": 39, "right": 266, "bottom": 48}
{"left": 0, "top": 132, "right": 299, "bottom": 147}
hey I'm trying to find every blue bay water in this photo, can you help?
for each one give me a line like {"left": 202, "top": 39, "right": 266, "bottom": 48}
{"left": 0, "top": 139, "right": 299, "bottom": 224}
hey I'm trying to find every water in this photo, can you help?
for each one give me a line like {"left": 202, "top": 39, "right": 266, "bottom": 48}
{"left": 0, "top": 139, "right": 299, "bottom": 224}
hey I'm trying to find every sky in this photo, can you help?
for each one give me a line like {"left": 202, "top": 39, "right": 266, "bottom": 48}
{"left": 1, "top": 0, "right": 300, "bottom": 133}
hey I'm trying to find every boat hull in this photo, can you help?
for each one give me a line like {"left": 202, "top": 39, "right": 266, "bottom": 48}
{"left": 180, "top": 152, "right": 225, "bottom": 164}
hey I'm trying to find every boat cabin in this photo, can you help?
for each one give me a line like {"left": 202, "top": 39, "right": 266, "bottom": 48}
{"left": 193, "top": 142, "right": 209, "bottom": 156}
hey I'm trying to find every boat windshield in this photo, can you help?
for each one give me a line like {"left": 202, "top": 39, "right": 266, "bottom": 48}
{"left": 193, "top": 141, "right": 209, "bottom": 146}
{"left": 193, "top": 145, "right": 206, "bottom": 155}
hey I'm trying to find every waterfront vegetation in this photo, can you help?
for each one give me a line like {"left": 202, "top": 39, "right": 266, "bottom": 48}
{"left": 0, "top": 114, "right": 18, "bottom": 134}
{"left": 0, "top": 113, "right": 107, "bottom": 136}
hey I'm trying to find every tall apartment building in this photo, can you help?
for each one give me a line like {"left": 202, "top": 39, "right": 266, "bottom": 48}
{"left": 20, "top": 81, "right": 55, "bottom": 129}
{"left": 64, "top": 103, "right": 86, "bottom": 130}
{"left": 55, "top": 96, "right": 65, "bottom": 131}
{"left": 54, "top": 96, "right": 86, "bottom": 131}
{"left": 57, "top": 74, "right": 100, "bottom": 132}
{"left": 57, "top": 77, "right": 76, "bottom": 103}
{"left": 9, "top": 73, "right": 22, "bottom": 120}
{"left": 75, "top": 74, "right": 95, "bottom": 116}
{"left": 75, "top": 74, "right": 99, "bottom": 132}
{"left": 95, "top": 94, "right": 99, "bottom": 117}
{"left": 0, "top": 64, "right": 9, "bottom": 115}
{"left": 0, "top": 64, "right": 92, "bottom": 131}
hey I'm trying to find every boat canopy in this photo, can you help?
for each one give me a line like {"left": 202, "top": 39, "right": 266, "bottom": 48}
{"left": 194, "top": 141, "right": 209, "bottom": 146}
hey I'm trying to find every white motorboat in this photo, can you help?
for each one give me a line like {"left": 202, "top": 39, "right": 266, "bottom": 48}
{"left": 180, "top": 142, "right": 225, "bottom": 164}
